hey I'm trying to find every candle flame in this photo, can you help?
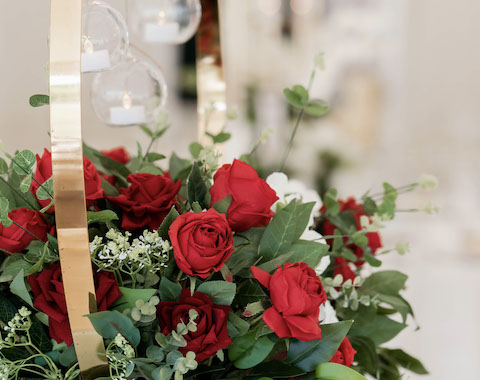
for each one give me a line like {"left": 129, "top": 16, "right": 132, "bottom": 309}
{"left": 84, "top": 37, "right": 94, "bottom": 54}
{"left": 157, "top": 10, "right": 166, "bottom": 25}
{"left": 122, "top": 91, "right": 132, "bottom": 110}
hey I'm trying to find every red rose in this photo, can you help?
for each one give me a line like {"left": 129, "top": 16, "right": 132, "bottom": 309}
{"left": 330, "top": 337, "right": 356, "bottom": 367}
{"left": 106, "top": 173, "right": 181, "bottom": 230}
{"left": 319, "top": 197, "right": 382, "bottom": 282}
{"left": 157, "top": 289, "right": 232, "bottom": 362}
{"left": 209, "top": 159, "right": 278, "bottom": 232}
{"left": 251, "top": 262, "right": 327, "bottom": 341}
{"left": 28, "top": 264, "right": 122, "bottom": 346}
{"left": 101, "top": 147, "right": 130, "bottom": 164}
{"left": 169, "top": 209, "right": 234, "bottom": 279}
{"left": 0, "top": 208, "right": 53, "bottom": 253}
{"left": 31, "top": 149, "right": 104, "bottom": 213}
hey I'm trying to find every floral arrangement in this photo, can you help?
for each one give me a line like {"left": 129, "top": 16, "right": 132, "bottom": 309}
{"left": 0, "top": 66, "right": 436, "bottom": 380}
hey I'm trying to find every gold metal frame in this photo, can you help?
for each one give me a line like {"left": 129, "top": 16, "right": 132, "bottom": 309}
{"left": 49, "top": 0, "right": 106, "bottom": 371}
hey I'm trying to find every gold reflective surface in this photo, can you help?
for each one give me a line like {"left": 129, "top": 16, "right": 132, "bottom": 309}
{"left": 49, "top": 0, "right": 106, "bottom": 371}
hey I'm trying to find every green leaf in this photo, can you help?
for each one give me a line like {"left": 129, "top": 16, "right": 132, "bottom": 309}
{"left": 360, "top": 271, "right": 407, "bottom": 295}
{"left": 0, "top": 294, "right": 17, "bottom": 324}
{"left": 362, "top": 197, "right": 377, "bottom": 217}
{"left": 197, "top": 281, "right": 236, "bottom": 306}
{"left": 146, "top": 345, "right": 165, "bottom": 364}
{"left": 19, "top": 174, "right": 32, "bottom": 193}
{"left": 6, "top": 170, "right": 39, "bottom": 209}
{"left": 12, "top": 150, "right": 36, "bottom": 175}
{"left": 101, "top": 177, "right": 120, "bottom": 196}
{"left": 146, "top": 153, "right": 166, "bottom": 162}
{"left": 97, "top": 153, "right": 131, "bottom": 180}
{"left": 187, "top": 163, "right": 208, "bottom": 209}
{"left": 315, "top": 362, "right": 368, "bottom": 380}
{"left": 0, "top": 197, "right": 13, "bottom": 227}
{"left": 207, "top": 131, "right": 231, "bottom": 144}
{"left": 152, "top": 365, "right": 173, "bottom": 380}
{"left": 159, "top": 277, "right": 182, "bottom": 302}
{"left": 283, "top": 88, "right": 305, "bottom": 108}
{"left": 228, "top": 312, "right": 250, "bottom": 337}
{"left": 323, "top": 188, "right": 340, "bottom": 216}
{"left": 382, "top": 348, "right": 428, "bottom": 374}
{"left": 292, "top": 85, "right": 309, "bottom": 103}
{"left": 112, "top": 287, "right": 156, "bottom": 312}
{"left": 29, "top": 314, "right": 53, "bottom": 352}
{"left": 0, "top": 257, "right": 32, "bottom": 282}
{"left": 287, "top": 240, "right": 329, "bottom": 268}
{"left": 86, "top": 310, "right": 141, "bottom": 346}
{"left": 258, "top": 200, "right": 298, "bottom": 261}
{"left": 287, "top": 320, "right": 353, "bottom": 371}
{"left": 0, "top": 158, "right": 7, "bottom": 174}
{"left": 87, "top": 210, "right": 119, "bottom": 225}
{"left": 158, "top": 206, "right": 179, "bottom": 240}
{"left": 228, "top": 329, "right": 275, "bottom": 369}
{"left": 169, "top": 153, "right": 191, "bottom": 182}
{"left": 304, "top": 99, "right": 328, "bottom": 117}
{"left": 235, "top": 280, "right": 266, "bottom": 306}
{"left": 348, "top": 336, "right": 379, "bottom": 376}
{"left": 349, "top": 314, "right": 406, "bottom": 345}
{"left": 228, "top": 227, "right": 264, "bottom": 276}
{"left": 139, "top": 125, "right": 154, "bottom": 138}
{"left": 189, "top": 142, "right": 203, "bottom": 158}
{"left": 36, "top": 177, "right": 54, "bottom": 200}
{"left": 212, "top": 194, "right": 232, "bottom": 215}
{"left": 292, "top": 202, "right": 316, "bottom": 241}
{"left": 10, "top": 269, "right": 33, "bottom": 306}
{"left": 25, "top": 241, "right": 58, "bottom": 272}
{"left": 383, "top": 182, "right": 398, "bottom": 202}
{"left": 255, "top": 252, "right": 293, "bottom": 274}
{"left": 248, "top": 361, "right": 306, "bottom": 378}
{"left": 81, "top": 365, "right": 110, "bottom": 380}
{"left": 363, "top": 251, "right": 382, "bottom": 267}
{"left": 59, "top": 344, "right": 77, "bottom": 367}
{"left": 191, "top": 201, "right": 203, "bottom": 213}
{"left": 29, "top": 94, "right": 50, "bottom": 107}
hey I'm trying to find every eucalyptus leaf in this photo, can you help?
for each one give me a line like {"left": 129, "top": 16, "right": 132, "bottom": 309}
{"left": 112, "top": 287, "right": 157, "bottom": 312}
{"left": 12, "top": 150, "right": 36, "bottom": 175}
{"left": 86, "top": 310, "right": 141, "bottom": 347}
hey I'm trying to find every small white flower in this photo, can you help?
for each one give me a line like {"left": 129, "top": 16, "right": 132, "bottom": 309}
{"left": 395, "top": 242, "right": 410, "bottom": 255}
{"left": 418, "top": 174, "right": 439, "bottom": 190}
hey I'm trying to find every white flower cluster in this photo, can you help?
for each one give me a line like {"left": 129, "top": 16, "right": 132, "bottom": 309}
{"left": 1, "top": 307, "right": 31, "bottom": 348}
{"left": 107, "top": 334, "right": 135, "bottom": 380}
{"left": 91, "top": 229, "right": 171, "bottom": 274}
{"left": 0, "top": 359, "right": 11, "bottom": 380}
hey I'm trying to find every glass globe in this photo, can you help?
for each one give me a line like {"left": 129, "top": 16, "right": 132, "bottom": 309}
{"left": 128, "top": 0, "right": 202, "bottom": 44}
{"left": 90, "top": 56, "right": 168, "bottom": 127}
{"left": 81, "top": 0, "right": 129, "bottom": 73}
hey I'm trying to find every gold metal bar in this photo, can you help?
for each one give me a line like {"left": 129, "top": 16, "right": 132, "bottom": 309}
{"left": 196, "top": 0, "right": 226, "bottom": 153}
{"left": 49, "top": 0, "right": 106, "bottom": 370}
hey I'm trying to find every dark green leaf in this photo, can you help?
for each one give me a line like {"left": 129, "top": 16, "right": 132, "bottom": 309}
{"left": 187, "top": 163, "right": 208, "bottom": 209}
{"left": 360, "top": 271, "right": 407, "bottom": 295}
{"left": 59, "top": 344, "right": 77, "bottom": 367}
{"left": 159, "top": 277, "right": 182, "bottom": 302}
{"left": 382, "top": 348, "right": 428, "bottom": 375}
{"left": 363, "top": 251, "right": 382, "bottom": 267}
{"left": 287, "top": 240, "right": 329, "bottom": 268}
{"left": 158, "top": 206, "right": 179, "bottom": 240}
{"left": 235, "top": 280, "right": 266, "bottom": 306}
{"left": 197, "top": 281, "right": 236, "bottom": 306}
{"left": 29, "top": 94, "right": 50, "bottom": 107}
{"left": 169, "top": 153, "right": 191, "bottom": 182}
{"left": 349, "top": 314, "right": 406, "bottom": 345}
{"left": 349, "top": 336, "right": 379, "bottom": 376}
{"left": 86, "top": 310, "right": 141, "bottom": 347}
{"left": 228, "top": 329, "right": 275, "bottom": 369}
{"left": 228, "top": 312, "right": 250, "bottom": 337}
{"left": 362, "top": 197, "right": 377, "bottom": 217}
{"left": 288, "top": 320, "right": 353, "bottom": 371}
{"left": 87, "top": 210, "right": 118, "bottom": 225}
{"left": 248, "top": 361, "right": 306, "bottom": 378}
{"left": 212, "top": 194, "right": 232, "bottom": 215}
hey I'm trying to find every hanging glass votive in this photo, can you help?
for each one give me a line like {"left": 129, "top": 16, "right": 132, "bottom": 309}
{"left": 81, "top": 0, "right": 129, "bottom": 73}
{"left": 90, "top": 55, "right": 167, "bottom": 126}
{"left": 128, "top": 0, "right": 202, "bottom": 44}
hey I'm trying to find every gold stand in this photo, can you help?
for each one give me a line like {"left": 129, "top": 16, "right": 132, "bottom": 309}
{"left": 49, "top": 0, "right": 106, "bottom": 371}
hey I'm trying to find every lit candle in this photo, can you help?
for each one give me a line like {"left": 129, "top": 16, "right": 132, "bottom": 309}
{"left": 109, "top": 91, "right": 147, "bottom": 125}
{"left": 143, "top": 10, "right": 180, "bottom": 43}
{"left": 81, "top": 37, "right": 111, "bottom": 73}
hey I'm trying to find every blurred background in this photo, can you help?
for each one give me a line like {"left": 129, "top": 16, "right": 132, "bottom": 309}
{"left": 1, "top": 0, "right": 480, "bottom": 378}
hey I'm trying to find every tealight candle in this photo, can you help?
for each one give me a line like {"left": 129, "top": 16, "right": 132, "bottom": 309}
{"left": 109, "top": 91, "right": 147, "bottom": 125}
{"left": 143, "top": 10, "right": 180, "bottom": 43}
{"left": 81, "top": 37, "right": 111, "bottom": 73}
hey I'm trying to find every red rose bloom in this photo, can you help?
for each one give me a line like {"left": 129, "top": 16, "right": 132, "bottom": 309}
{"left": 101, "top": 147, "right": 130, "bottom": 164}
{"left": 330, "top": 337, "right": 356, "bottom": 367}
{"left": 319, "top": 197, "right": 382, "bottom": 282}
{"left": 157, "top": 289, "right": 232, "bottom": 362}
{"left": 28, "top": 264, "right": 122, "bottom": 346}
{"left": 106, "top": 173, "right": 181, "bottom": 230}
{"left": 31, "top": 149, "right": 104, "bottom": 213}
{"left": 169, "top": 209, "right": 234, "bottom": 279}
{"left": 251, "top": 262, "right": 327, "bottom": 342}
{"left": 0, "top": 208, "right": 53, "bottom": 253}
{"left": 209, "top": 159, "right": 278, "bottom": 232}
